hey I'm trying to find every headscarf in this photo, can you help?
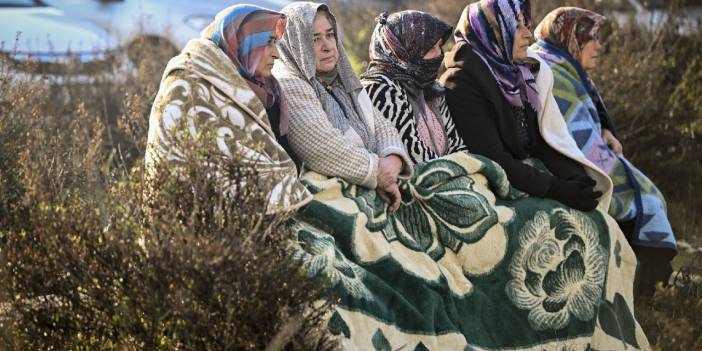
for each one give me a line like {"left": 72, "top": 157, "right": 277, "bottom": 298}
{"left": 361, "top": 10, "right": 452, "bottom": 156}
{"left": 361, "top": 10, "right": 452, "bottom": 99}
{"left": 533, "top": 7, "right": 613, "bottom": 135}
{"left": 454, "top": 0, "right": 541, "bottom": 113}
{"left": 277, "top": 2, "right": 374, "bottom": 149}
{"left": 201, "top": 4, "right": 289, "bottom": 134}
{"left": 534, "top": 7, "right": 606, "bottom": 62}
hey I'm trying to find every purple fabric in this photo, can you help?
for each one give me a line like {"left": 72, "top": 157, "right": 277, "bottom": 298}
{"left": 454, "top": 0, "right": 541, "bottom": 113}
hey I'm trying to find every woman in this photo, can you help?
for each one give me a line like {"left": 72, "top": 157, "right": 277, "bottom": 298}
{"left": 439, "top": 0, "right": 610, "bottom": 212}
{"left": 145, "top": 4, "right": 311, "bottom": 214}
{"left": 273, "top": 2, "right": 412, "bottom": 211}
{"left": 531, "top": 7, "right": 677, "bottom": 296}
{"left": 361, "top": 10, "right": 469, "bottom": 164}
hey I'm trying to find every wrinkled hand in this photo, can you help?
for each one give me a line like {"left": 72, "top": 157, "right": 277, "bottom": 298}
{"left": 376, "top": 155, "right": 404, "bottom": 212}
{"left": 376, "top": 155, "right": 403, "bottom": 190}
{"left": 602, "top": 128, "right": 623, "bottom": 154}
{"left": 376, "top": 183, "right": 401, "bottom": 212}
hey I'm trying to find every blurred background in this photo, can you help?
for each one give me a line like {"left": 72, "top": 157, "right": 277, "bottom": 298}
{"left": 1, "top": 0, "right": 700, "bottom": 349}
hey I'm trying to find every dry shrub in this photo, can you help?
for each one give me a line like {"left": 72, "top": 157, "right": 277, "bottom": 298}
{"left": 0, "top": 37, "right": 336, "bottom": 350}
{"left": 635, "top": 254, "right": 702, "bottom": 350}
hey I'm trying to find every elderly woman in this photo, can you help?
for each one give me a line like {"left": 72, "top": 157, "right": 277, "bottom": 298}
{"left": 531, "top": 7, "right": 677, "bottom": 296}
{"left": 145, "top": 4, "right": 310, "bottom": 214}
{"left": 438, "top": 0, "right": 615, "bottom": 213}
{"left": 360, "top": 10, "right": 469, "bottom": 164}
{"left": 272, "top": 2, "right": 412, "bottom": 211}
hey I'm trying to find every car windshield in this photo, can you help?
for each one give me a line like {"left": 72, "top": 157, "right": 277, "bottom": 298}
{"left": 0, "top": 0, "right": 45, "bottom": 7}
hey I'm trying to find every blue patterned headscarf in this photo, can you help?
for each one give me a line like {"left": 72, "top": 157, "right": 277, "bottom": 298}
{"left": 201, "top": 4, "right": 288, "bottom": 134}
{"left": 454, "top": 0, "right": 541, "bottom": 113}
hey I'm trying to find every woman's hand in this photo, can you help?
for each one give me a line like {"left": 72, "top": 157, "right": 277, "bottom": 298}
{"left": 602, "top": 128, "right": 623, "bottom": 154}
{"left": 376, "top": 183, "right": 401, "bottom": 212}
{"left": 377, "top": 155, "right": 403, "bottom": 190}
{"left": 376, "top": 155, "right": 404, "bottom": 212}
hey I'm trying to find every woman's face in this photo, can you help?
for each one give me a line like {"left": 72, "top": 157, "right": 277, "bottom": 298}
{"left": 255, "top": 36, "right": 280, "bottom": 78}
{"left": 579, "top": 39, "right": 601, "bottom": 71}
{"left": 313, "top": 14, "right": 339, "bottom": 73}
{"left": 511, "top": 13, "right": 532, "bottom": 62}
{"left": 422, "top": 39, "right": 443, "bottom": 60}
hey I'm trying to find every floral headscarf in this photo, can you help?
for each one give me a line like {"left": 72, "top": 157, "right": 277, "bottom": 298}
{"left": 361, "top": 10, "right": 452, "bottom": 98}
{"left": 201, "top": 4, "right": 289, "bottom": 133}
{"left": 534, "top": 7, "right": 606, "bottom": 61}
{"left": 454, "top": 0, "right": 541, "bottom": 113}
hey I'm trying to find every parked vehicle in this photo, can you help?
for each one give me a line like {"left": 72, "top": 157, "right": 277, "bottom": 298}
{"left": 1, "top": 0, "right": 291, "bottom": 81}
{"left": 0, "top": 0, "right": 117, "bottom": 82}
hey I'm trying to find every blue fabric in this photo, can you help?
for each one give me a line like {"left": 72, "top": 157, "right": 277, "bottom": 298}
{"left": 532, "top": 39, "right": 677, "bottom": 251}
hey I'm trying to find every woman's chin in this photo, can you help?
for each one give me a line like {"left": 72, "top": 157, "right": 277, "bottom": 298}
{"left": 317, "top": 62, "right": 337, "bottom": 73}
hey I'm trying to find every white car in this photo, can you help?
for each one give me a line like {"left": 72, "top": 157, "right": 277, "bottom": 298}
{"left": 1, "top": 0, "right": 291, "bottom": 81}
{"left": 0, "top": 0, "right": 117, "bottom": 82}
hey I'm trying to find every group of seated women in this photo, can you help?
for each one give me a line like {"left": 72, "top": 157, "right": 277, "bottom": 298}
{"left": 145, "top": 1, "right": 677, "bottom": 349}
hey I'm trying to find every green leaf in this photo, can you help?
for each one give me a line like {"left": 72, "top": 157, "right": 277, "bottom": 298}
{"left": 614, "top": 241, "right": 622, "bottom": 268}
{"left": 598, "top": 293, "right": 639, "bottom": 348}
{"left": 328, "top": 311, "right": 351, "bottom": 338}
{"left": 372, "top": 328, "right": 391, "bottom": 351}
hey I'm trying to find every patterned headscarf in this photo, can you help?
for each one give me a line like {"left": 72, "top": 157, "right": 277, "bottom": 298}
{"left": 361, "top": 10, "right": 452, "bottom": 98}
{"left": 202, "top": 5, "right": 289, "bottom": 133}
{"left": 454, "top": 0, "right": 541, "bottom": 113}
{"left": 533, "top": 7, "right": 613, "bottom": 136}
{"left": 534, "top": 7, "right": 606, "bottom": 62}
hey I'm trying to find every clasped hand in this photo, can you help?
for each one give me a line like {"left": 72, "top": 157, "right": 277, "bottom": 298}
{"left": 376, "top": 155, "right": 403, "bottom": 212}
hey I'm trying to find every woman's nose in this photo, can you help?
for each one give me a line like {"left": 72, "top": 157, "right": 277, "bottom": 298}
{"left": 271, "top": 44, "right": 280, "bottom": 58}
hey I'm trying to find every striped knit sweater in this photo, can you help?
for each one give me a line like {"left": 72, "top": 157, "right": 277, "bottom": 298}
{"left": 274, "top": 63, "right": 412, "bottom": 189}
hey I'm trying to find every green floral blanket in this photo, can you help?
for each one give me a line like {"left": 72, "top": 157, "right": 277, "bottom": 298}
{"left": 292, "top": 152, "right": 649, "bottom": 350}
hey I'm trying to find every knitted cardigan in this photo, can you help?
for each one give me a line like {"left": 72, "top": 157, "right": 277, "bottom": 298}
{"left": 273, "top": 2, "right": 412, "bottom": 189}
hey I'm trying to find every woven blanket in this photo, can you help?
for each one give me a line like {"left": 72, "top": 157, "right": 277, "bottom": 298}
{"left": 292, "top": 152, "right": 649, "bottom": 350}
{"left": 531, "top": 40, "right": 676, "bottom": 250}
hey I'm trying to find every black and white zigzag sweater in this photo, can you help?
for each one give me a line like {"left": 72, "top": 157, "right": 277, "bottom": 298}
{"left": 362, "top": 74, "right": 469, "bottom": 165}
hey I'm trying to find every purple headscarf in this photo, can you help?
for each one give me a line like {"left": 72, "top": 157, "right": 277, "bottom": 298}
{"left": 454, "top": 0, "right": 541, "bottom": 113}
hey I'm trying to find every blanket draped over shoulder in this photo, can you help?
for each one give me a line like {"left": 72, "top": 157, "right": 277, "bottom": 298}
{"left": 531, "top": 40, "right": 676, "bottom": 251}
{"left": 292, "top": 152, "right": 649, "bottom": 350}
{"left": 145, "top": 38, "right": 311, "bottom": 214}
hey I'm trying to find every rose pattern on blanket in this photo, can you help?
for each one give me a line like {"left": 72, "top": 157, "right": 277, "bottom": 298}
{"left": 506, "top": 208, "right": 606, "bottom": 331}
